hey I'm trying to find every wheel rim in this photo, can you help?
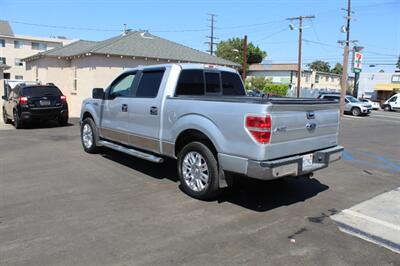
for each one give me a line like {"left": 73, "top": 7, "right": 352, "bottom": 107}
{"left": 353, "top": 109, "right": 359, "bottom": 116}
{"left": 182, "top": 151, "right": 209, "bottom": 192}
{"left": 82, "top": 124, "right": 93, "bottom": 148}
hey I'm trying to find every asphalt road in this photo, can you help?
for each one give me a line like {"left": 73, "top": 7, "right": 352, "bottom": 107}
{"left": 1, "top": 112, "right": 400, "bottom": 266}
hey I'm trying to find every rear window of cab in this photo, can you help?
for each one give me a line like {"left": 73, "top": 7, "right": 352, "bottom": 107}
{"left": 175, "top": 69, "right": 245, "bottom": 96}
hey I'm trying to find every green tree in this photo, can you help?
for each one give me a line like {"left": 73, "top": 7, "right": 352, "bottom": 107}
{"left": 307, "top": 60, "right": 331, "bottom": 73}
{"left": 216, "top": 38, "right": 267, "bottom": 71}
{"left": 331, "top": 63, "right": 343, "bottom": 75}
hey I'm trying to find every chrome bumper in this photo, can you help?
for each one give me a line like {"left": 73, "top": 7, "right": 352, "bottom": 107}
{"left": 246, "top": 146, "right": 344, "bottom": 180}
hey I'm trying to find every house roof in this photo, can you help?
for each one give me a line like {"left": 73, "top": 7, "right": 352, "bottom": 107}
{"left": 0, "top": 20, "right": 14, "bottom": 36}
{"left": 24, "top": 31, "right": 238, "bottom": 67}
{"left": 249, "top": 63, "right": 298, "bottom": 72}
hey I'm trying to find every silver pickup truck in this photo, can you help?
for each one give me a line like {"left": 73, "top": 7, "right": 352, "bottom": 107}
{"left": 80, "top": 64, "right": 343, "bottom": 199}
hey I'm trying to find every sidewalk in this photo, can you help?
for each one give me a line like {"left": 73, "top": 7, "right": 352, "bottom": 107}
{"left": 331, "top": 187, "right": 400, "bottom": 254}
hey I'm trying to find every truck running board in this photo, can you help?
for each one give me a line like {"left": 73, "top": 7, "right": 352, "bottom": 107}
{"left": 98, "top": 140, "right": 164, "bottom": 163}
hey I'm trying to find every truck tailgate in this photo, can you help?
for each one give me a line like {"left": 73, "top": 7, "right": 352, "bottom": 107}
{"left": 266, "top": 102, "right": 339, "bottom": 160}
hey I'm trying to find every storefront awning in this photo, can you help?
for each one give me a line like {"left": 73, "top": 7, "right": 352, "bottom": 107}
{"left": 374, "top": 83, "right": 400, "bottom": 91}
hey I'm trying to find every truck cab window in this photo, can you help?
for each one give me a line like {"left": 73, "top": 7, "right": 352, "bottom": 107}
{"left": 109, "top": 72, "right": 136, "bottom": 98}
{"left": 135, "top": 70, "right": 165, "bottom": 98}
{"left": 205, "top": 72, "right": 221, "bottom": 94}
{"left": 221, "top": 72, "right": 245, "bottom": 96}
{"left": 175, "top": 70, "right": 205, "bottom": 96}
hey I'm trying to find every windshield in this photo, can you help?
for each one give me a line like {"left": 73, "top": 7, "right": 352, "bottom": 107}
{"left": 346, "top": 96, "right": 360, "bottom": 103}
{"left": 22, "top": 86, "right": 62, "bottom": 97}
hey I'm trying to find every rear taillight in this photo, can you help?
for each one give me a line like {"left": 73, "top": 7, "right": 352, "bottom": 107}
{"left": 245, "top": 115, "right": 271, "bottom": 144}
{"left": 60, "top": 95, "right": 67, "bottom": 103}
{"left": 19, "top": 96, "right": 28, "bottom": 105}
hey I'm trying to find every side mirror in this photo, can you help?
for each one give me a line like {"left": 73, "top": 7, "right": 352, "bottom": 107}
{"left": 1, "top": 95, "right": 7, "bottom": 100}
{"left": 92, "top": 88, "right": 104, "bottom": 99}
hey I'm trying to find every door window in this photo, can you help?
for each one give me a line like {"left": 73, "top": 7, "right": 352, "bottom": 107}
{"left": 109, "top": 72, "right": 136, "bottom": 98}
{"left": 389, "top": 96, "right": 397, "bottom": 102}
{"left": 135, "top": 70, "right": 165, "bottom": 98}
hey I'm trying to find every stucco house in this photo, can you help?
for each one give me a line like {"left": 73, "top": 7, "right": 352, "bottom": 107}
{"left": 23, "top": 31, "right": 238, "bottom": 116}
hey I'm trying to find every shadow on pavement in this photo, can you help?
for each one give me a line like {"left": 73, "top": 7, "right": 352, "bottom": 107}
{"left": 17, "top": 120, "right": 75, "bottom": 129}
{"left": 101, "top": 148, "right": 329, "bottom": 212}
{"left": 218, "top": 176, "right": 329, "bottom": 212}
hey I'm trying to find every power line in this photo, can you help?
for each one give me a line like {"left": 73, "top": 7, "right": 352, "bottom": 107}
{"left": 255, "top": 27, "right": 289, "bottom": 43}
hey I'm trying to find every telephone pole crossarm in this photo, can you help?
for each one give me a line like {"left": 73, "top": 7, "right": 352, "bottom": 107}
{"left": 286, "top": 15, "right": 315, "bottom": 98}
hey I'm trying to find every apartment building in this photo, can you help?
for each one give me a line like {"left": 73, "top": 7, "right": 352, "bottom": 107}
{"left": 248, "top": 63, "right": 354, "bottom": 96}
{"left": 0, "top": 20, "right": 74, "bottom": 80}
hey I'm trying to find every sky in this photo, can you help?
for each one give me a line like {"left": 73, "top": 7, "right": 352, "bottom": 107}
{"left": 2, "top": 0, "right": 399, "bottom": 73}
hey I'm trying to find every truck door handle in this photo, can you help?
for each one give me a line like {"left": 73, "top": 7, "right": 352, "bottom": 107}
{"left": 150, "top": 106, "right": 158, "bottom": 115}
{"left": 121, "top": 104, "right": 128, "bottom": 112}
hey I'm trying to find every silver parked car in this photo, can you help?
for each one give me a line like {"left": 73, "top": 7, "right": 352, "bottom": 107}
{"left": 80, "top": 64, "right": 343, "bottom": 200}
{"left": 319, "top": 94, "right": 372, "bottom": 116}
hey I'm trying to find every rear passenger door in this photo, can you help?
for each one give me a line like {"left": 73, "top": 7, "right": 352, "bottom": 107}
{"left": 127, "top": 68, "right": 166, "bottom": 153}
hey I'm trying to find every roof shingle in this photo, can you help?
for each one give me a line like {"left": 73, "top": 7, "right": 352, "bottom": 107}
{"left": 24, "top": 31, "right": 238, "bottom": 67}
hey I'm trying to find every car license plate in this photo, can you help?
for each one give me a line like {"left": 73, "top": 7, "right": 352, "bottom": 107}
{"left": 40, "top": 100, "right": 51, "bottom": 106}
{"left": 302, "top": 154, "right": 313, "bottom": 168}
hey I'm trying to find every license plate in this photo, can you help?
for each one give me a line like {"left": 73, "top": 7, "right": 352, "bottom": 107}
{"left": 302, "top": 154, "right": 314, "bottom": 168}
{"left": 40, "top": 100, "right": 51, "bottom": 106}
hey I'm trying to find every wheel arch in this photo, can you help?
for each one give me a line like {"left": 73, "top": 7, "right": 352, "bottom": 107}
{"left": 175, "top": 129, "right": 218, "bottom": 158}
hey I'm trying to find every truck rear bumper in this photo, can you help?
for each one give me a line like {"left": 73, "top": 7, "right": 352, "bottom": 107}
{"left": 246, "top": 146, "right": 343, "bottom": 180}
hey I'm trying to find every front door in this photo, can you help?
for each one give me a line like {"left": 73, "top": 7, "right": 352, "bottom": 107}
{"left": 126, "top": 68, "right": 167, "bottom": 153}
{"left": 100, "top": 71, "right": 137, "bottom": 145}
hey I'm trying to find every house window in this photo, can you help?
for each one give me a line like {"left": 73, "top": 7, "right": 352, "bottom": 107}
{"left": 315, "top": 75, "right": 320, "bottom": 83}
{"left": 0, "top": 39, "right": 5, "bottom": 47}
{"left": 325, "top": 76, "right": 329, "bottom": 82}
{"left": 15, "top": 75, "right": 23, "bottom": 80}
{"left": 0, "top": 57, "right": 6, "bottom": 64}
{"left": 14, "top": 40, "right": 23, "bottom": 48}
{"left": 392, "top": 75, "right": 400, "bottom": 83}
{"left": 31, "top": 42, "right": 47, "bottom": 50}
{"left": 15, "top": 58, "right": 23, "bottom": 66}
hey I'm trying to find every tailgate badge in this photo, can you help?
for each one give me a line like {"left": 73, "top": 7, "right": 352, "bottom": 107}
{"left": 306, "top": 111, "right": 315, "bottom": 119}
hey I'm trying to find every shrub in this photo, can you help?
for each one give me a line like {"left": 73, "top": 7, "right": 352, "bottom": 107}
{"left": 263, "top": 84, "right": 289, "bottom": 96}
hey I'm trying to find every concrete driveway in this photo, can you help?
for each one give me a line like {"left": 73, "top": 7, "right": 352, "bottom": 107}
{"left": 0, "top": 114, "right": 399, "bottom": 265}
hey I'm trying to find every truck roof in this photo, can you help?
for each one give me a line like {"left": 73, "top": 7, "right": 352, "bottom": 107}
{"left": 122, "top": 63, "right": 238, "bottom": 74}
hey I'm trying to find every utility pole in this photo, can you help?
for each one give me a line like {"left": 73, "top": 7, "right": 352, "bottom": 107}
{"left": 340, "top": 0, "right": 351, "bottom": 116}
{"left": 242, "top": 35, "right": 247, "bottom": 80}
{"left": 287, "top": 15, "right": 315, "bottom": 98}
{"left": 205, "top": 14, "right": 218, "bottom": 55}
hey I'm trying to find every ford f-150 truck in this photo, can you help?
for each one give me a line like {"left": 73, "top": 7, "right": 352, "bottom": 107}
{"left": 80, "top": 64, "right": 343, "bottom": 200}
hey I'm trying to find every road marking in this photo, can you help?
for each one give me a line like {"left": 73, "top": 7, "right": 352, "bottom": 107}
{"left": 342, "top": 209, "right": 400, "bottom": 231}
{"left": 342, "top": 115, "right": 364, "bottom": 119}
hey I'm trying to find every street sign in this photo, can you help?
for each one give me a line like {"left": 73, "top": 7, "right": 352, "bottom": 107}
{"left": 353, "top": 52, "right": 363, "bottom": 72}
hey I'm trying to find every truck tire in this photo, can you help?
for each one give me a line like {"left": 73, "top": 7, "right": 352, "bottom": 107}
{"left": 177, "top": 142, "right": 220, "bottom": 200}
{"left": 384, "top": 105, "right": 391, "bottom": 111}
{"left": 81, "top": 117, "right": 100, "bottom": 154}
{"left": 13, "top": 110, "right": 23, "bottom": 129}
{"left": 3, "top": 108, "right": 12, "bottom": 124}
{"left": 351, "top": 107, "right": 361, "bottom": 116}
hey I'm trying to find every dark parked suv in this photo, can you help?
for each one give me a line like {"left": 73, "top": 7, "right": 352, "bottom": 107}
{"left": 2, "top": 84, "right": 69, "bottom": 128}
